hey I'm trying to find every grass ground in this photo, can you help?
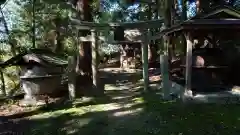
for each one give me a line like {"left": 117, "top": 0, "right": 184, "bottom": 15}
{"left": 1, "top": 68, "right": 240, "bottom": 135}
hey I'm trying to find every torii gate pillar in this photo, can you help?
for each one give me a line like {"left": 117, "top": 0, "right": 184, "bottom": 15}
{"left": 141, "top": 29, "right": 149, "bottom": 92}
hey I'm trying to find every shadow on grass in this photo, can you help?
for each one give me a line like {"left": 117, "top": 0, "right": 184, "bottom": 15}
{"left": 2, "top": 90, "right": 142, "bottom": 119}
{"left": 1, "top": 90, "right": 240, "bottom": 135}
{"left": 1, "top": 69, "right": 240, "bottom": 135}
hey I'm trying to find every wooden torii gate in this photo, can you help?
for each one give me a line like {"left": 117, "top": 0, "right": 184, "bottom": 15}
{"left": 69, "top": 18, "right": 164, "bottom": 93}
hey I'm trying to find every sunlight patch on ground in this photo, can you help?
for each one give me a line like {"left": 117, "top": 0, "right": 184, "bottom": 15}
{"left": 132, "top": 97, "right": 145, "bottom": 104}
{"left": 29, "top": 108, "right": 86, "bottom": 120}
{"left": 105, "top": 84, "right": 119, "bottom": 91}
{"left": 76, "top": 97, "right": 94, "bottom": 103}
{"left": 113, "top": 107, "right": 143, "bottom": 117}
{"left": 65, "top": 129, "right": 78, "bottom": 135}
{"left": 132, "top": 85, "right": 143, "bottom": 91}
{"left": 30, "top": 103, "right": 122, "bottom": 120}
{"left": 123, "top": 102, "right": 141, "bottom": 108}
{"left": 87, "top": 103, "right": 122, "bottom": 112}
{"left": 111, "top": 95, "right": 133, "bottom": 100}
{"left": 112, "top": 99, "right": 144, "bottom": 117}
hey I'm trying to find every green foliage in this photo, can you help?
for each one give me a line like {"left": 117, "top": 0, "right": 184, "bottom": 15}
{"left": 12, "top": 0, "right": 77, "bottom": 50}
{"left": 0, "top": 0, "right": 167, "bottom": 96}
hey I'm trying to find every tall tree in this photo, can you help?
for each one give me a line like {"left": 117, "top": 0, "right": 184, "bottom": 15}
{"left": 74, "top": 0, "right": 93, "bottom": 76}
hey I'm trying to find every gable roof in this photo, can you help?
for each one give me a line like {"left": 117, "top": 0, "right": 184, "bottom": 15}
{"left": 0, "top": 49, "right": 68, "bottom": 68}
{"left": 149, "top": 6, "right": 240, "bottom": 41}
{"left": 192, "top": 5, "right": 240, "bottom": 19}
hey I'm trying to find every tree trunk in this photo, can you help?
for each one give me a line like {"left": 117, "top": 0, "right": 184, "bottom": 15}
{"left": 55, "top": 32, "right": 64, "bottom": 53}
{"left": 170, "top": 0, "right": 178, "bottom": 58}
{"left": 196, "top": 0, "right": 200, "bottom": 13}
{"left": 181, "top": 0, "right": 187, "bottom": 55}
{"left": 75, "top": 0, "right": 93, "bottom": 76}
{"left": 160, "top": 0, "right": 173, "bottom": 100}
{"left": 171, "top": 0, "right": 178, "bottom": 25}
{"left": 147, "top": 3, "right": 154, "bottom": 63}
{"left": 53, "top": 17, "right": 64, "bottom": 53}
{"left": 0, "top": 69, "right": 6, "bottom": 96}
{"left": 32, "top": 0, "right": 36, "bottom": 48}
{"left": 91, "top": 29, "right": 101, "bottom": 94}
{"left": 165, "top": 0, "right": 172, "bottom": 61}
{"left": 114, "top": 26, "right": 126, "bottom": 68}
{"left": 196, "top": 0, "right": 209, "bottom": 49}
{"left": 67, "top": 0, "right": 93, "bottom": 99}
{"left": 196, "top": 0, "right": 210, "bottom": 13}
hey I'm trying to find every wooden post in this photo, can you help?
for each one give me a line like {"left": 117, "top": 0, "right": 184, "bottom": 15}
{"left": 68, "top": 56, "right": 77, "bottom": 100}
{"left": 141, "top": 29, "right": 149, "bottom": 92}
{"left": 160, "top": 34, "right": 171, "bottom": 100}
{"left": 91, "top": 29, "right": 100, "bottom": 91}
{"left": 160, "top": 0, "right": 172, "bottom": 100}
{"left": 184, "top": 32, "right": 193, "bottom": 97}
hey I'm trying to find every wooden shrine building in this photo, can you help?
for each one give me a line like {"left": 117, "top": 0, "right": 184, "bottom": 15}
{"left": 152, "top": 5, "right": 240, "bottom": 101}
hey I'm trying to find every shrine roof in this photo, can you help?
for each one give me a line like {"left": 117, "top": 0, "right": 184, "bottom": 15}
{"left": 151, "top": 6, "right": 240, "bottom": 40}
{"left": 192, "top": 5, "right": 240, "bottom": 19}
{"left": 0, "top": 49, "right": 68, "bottom": 68}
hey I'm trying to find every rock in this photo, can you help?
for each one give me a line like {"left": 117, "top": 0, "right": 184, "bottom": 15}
{"left": 18, "top": 98, "right": 38, "bottom": 107}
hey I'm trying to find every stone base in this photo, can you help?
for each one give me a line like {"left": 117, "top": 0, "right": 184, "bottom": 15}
{"left": 182, "top": 91, "right": 240, "bottom": 104}
{"left": 167, "top": 81, "right": 240, "bottom": 104}
{"left": 18, "top": 96, "right": 46, "bottom": 107}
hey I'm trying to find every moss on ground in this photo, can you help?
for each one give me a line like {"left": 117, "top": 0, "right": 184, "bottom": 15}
{"left": 1, "top": 90, "right": 240, "bottom": 135}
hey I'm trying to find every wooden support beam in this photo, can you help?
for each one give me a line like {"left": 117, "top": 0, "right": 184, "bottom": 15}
{"left": 79, "top": 34, "right": 144, "bottom": 44}
{"left": 91, "top": 29, "right": 100, "bottom": 91}
{"left": 116, "top": 19, "right": 164, "bottom": 29}
{"left": 79, "top": 36, "right": 143, "bottom": 44}
{"left": 184, "top": 32, "right": 193, "bottom": 97}
{"left": 79, "top": 35, "right": 106, "bottom": 42}
{"left": 70, "top": 18, "right": 164, "bottom": 30}
{"left": 79, "top": 35, "right": 92, "bottom": 42}
{"left": 141, "top": 29, "right": 149, "bottom": 92}
{"left": 160, "top": 34, "right": 171, "bottom": 100}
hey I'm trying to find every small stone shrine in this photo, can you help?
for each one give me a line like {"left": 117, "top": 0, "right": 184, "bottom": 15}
{"left": 1, "top": 49, "right": 68, "bottom": 106}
